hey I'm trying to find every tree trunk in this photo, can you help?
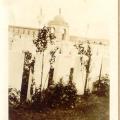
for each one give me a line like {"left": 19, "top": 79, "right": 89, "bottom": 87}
{"left": 98, "top": 62, "right": 102, "bottom": 84}
{"left": 48, "top": 67, "right": 54, "bottom": 87}
{"left": 69, "top": 68, "right": 74, "bottom": 84}
{"left": 84, "top": 72, "right": 89, "bottom": 94}
{"left": 20, "top": 52, "right": 31, "bottom": 103}
{"left": 84, "top": 55, "right": 91, "bottom": 95}
{"left": 40, "top": 51, "right": 44, "bottom": 100}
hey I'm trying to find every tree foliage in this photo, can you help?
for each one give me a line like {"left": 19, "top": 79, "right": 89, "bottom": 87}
{"left": 33, "top": 26, "right": 56, "bottom": 101}
{"left": 49, "top": 47, "right": 59, "bottom": 67}
{"left": 74, "top": 43, "right": 92, "bottom": 95}
{"left": 33, "top": 26, "right": 56, "bottom": 52}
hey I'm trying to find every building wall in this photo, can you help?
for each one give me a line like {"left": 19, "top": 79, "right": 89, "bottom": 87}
{"left": 9, "top": 25, "right": 110, "bottom": 97}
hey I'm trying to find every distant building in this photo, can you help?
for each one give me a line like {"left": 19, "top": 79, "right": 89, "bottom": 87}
{"left": 9, "top": 12, "right": 109, "bottom": 101}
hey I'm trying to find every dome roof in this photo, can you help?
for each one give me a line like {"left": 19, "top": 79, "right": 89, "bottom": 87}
{"left": 48, "top": 15, "right": 68, "bottom": 27}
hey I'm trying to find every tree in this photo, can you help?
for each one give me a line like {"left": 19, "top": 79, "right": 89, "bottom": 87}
{"left": 48, "top": 47, "right": 59, "bottom": 87}
{"left": 74, "top": 43, "right": 92, "bottom": 95}
{"left": 33, "top": 26, "right": 56, "bottom": 100}
{"left": 20, "top": 51, "right": 32, "bottom": 103}
{"left": 92, "top": 74, "right": 109, "bottom": 96}
{"left": 84, "top": 44, "right": 92, "bottom": 95}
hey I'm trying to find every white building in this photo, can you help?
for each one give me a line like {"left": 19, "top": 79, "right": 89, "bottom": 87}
{"left": 9, "top": 13, "right": 109, "bottom": 101}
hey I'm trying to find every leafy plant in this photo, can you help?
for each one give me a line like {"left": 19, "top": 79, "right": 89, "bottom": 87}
{"left": 74, "top": 43, "right": 92, "bottom": 95}
{"left": 31, "top": 79, "right": 77, "bottom": 110}
{"left": 31, "top": 87, "right": 43, "bottom": 110}
{"left": 9, "top": 88, "right": 20, "bottom": 107}
{"left": 33, "top": 26, "right": 56, "bottom": 53}
{"left": 62, "top": 82, "right": 77, "bottom": 108}
{"left": 45, "top": 81, "right": 64, "bottom": 108}
{"left": 92, "top": 74, "right": 109, "bottom": 96}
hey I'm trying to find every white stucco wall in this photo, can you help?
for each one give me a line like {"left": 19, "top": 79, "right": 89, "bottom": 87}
{"left": 9, "top": 27, "right": 110, "bottom": 96}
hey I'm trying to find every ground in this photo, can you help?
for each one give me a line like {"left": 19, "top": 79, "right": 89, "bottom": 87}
{"left": 9, "top": 95, "right": 109, "bottom": 120}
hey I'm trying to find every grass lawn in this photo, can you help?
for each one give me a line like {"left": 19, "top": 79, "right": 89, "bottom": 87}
{"left": 9, "top": 95, "right": 109, "bottom": 120}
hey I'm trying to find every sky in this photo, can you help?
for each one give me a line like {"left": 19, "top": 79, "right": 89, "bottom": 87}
{"left": 6, "top": 0, "right": 116, "bottom": 40}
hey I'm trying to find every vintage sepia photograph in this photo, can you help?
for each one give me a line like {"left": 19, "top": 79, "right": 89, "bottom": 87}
{"left": 7, "top": 0, "right": 117, "bottom": 120}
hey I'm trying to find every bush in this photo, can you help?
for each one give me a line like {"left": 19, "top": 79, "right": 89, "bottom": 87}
{"left": 31, "top": 87, "right": 45, "bottom": 110}
{"left": 31, "top": 81, "right": 77, "bottom": 110}
{"left": 61, "top": 82, "right": 77, "bottom": 108}
{"left": 9, "top": 88, "right": 20, "bottom": 107}
{"left": 44, "top": 82, "right": 64, "bottom": 108}
{"left": 92, "top": 74, "right": 109, "bottom": 97}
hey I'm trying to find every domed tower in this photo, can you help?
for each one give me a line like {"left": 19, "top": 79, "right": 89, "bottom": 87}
{"left": 48, "top": 9, "right": 69, "bottom": 41}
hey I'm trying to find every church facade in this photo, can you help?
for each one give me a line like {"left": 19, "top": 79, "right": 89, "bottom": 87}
{"left": 9, "top": 13, "right": 109, "bottom": 101}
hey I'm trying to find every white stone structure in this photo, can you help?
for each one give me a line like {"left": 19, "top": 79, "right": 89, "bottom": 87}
{"left": 9, "top": 13, "right": 109, "bottom": 100}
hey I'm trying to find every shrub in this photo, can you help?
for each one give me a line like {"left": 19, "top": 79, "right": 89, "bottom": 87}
{"left": 92, "top": 74, "right": 109, "bottom": 97}
{"left": 9, "top": 88, "right": 20, "bottom": 107}
{"left": 31, "top": 81, "right": 77, "bottom": 110}
{"left": 44, "top": 82, "right": 64, "bottom": 108}
{"left": 61, "top": 82, "right": 77, "bottom": 108}
{"left": 31, "top": 87, "right": 44, "bottom": 110}
{"left": 44, "top": 81, "right": 77, "bottom": 109}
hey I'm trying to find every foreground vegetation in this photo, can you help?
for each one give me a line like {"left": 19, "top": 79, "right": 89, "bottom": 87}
{"left": 9, "top": 94, "right": 109, "bottom": 120}
{"left": 9, "top": 75, "right": 109, "bottom": 120}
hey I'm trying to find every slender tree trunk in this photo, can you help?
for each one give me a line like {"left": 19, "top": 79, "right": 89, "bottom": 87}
{"left": 20, "top": 52, "right": 31, "bottom": 103}
{"left": 98, "top": 61, "right": 102, "bottom": 84}
{"left": 84, "top": 55, "right": 91, "bottom": 95}
{"left": 48, "top": 67, "right": 54, "bottom": 88}
{"left": 69, "top": 68, "right": 74, "bottom": 84}
{"left": 40, "top": 51, "right": 44, "bottom": 101}
{"left": 84, "top": 72, "right": 89, "bottom": 94}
